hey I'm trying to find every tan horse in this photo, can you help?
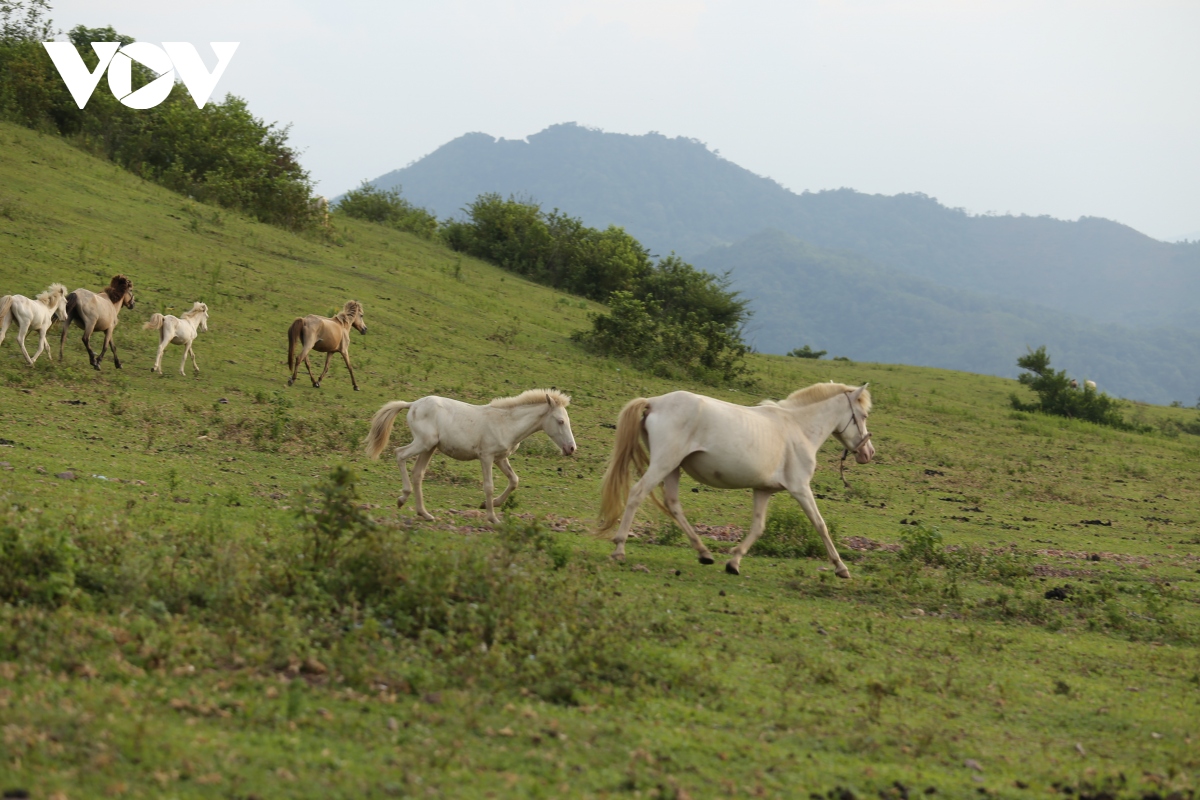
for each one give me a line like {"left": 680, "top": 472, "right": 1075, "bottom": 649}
{"left": 286, "top": 300, "right": 367, "bottom": 390}
{"left": 58, "top": 275, "right": 135, "bottom": 370}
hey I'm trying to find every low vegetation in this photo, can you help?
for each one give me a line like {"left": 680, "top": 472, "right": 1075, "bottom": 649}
{"left": 334, "top": 181, "right": 438, "bottom": 239}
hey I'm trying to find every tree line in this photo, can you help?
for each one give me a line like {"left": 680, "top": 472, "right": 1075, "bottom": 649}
{"left": 0, "top": 8, "right": 321, "bottom": 230}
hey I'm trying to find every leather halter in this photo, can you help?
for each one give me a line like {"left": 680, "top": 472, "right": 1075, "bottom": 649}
{"left": 835, "top": 391, "right": 871, "bottom": 488}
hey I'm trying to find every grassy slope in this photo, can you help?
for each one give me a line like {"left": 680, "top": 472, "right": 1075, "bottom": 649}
{"left": 1, "top": 120, "right": 1200, "bottom": 798}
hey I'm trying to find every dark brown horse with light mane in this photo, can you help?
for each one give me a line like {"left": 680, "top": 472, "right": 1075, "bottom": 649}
{"left": 58, "top": 274, "right": 135, "bottom": 370}
{"left": 286, "top": 300, "right": 367, "bottom": 390}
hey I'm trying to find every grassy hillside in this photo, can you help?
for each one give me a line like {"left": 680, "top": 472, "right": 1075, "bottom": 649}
{"left": 2, "top": 120, "right": 1200, "bottom": 799}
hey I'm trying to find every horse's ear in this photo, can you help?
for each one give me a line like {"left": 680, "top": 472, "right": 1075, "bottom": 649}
{"left": 851, "top": 384, "right": 868, "bottom": 400}
{"left": 546, "top": 394, "right": 553, "bottom": 406}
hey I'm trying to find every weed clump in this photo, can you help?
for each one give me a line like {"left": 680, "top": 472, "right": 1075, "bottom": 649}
{"left": 753, "top": 505, "right": 836, "bottom": 559}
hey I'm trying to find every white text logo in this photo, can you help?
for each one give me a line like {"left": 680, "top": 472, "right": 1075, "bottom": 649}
{"left": 41, "top": 42, "right": 239, "bottom": 109}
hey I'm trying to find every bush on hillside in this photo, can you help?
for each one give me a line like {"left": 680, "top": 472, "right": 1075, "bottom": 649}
{"left": 444, "top": 193, "right": 752, "bottom": 383}
{"left": 0, "top": 13, "right": 323, "bottom": 230}
{"left": 335, "top": 182, "right": 438, "bottom": 239}
{"left": 1009, "top": 346, "right": 1132, "bottom": 429}
{"left": 787, "top": 345, "right": 826, "bottom": 359}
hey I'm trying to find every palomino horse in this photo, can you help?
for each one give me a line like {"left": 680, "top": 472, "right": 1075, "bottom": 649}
{"left": 287, "top": 300, "right": 366, "bottom": 390}
{"left": 598, "top": 383, "right": 875, "bottom": 577}
{"left": 365, "top": 389, "right": 578, "bottom": 525}
{"left": 58, "top": 275, "right": 135, "bottom": 370}
{"left": 0, "top": 283, "right": 68, "bottom": 365}
{"left": 144, "top": 302, "right": 209, "bottom": 376}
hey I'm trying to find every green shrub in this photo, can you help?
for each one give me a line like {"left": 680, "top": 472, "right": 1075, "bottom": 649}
{"left": 898, "top": 523, "right": 945, "bottom": 566}
{"left": 334, "top": 182, "right": 437, "bottom": 239}
{"left": 752, "top": 505, "right": 834, "bottom": 559}
{"left": 1009, "top": 346, "right": 1133, "bottom": 429}
{"left": 0, "top": 511, "right": 78, "bottom": 607}
{"left": 787, "top": 345, "right": 826, "bottom": 359}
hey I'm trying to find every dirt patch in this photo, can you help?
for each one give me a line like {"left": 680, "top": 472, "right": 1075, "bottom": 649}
{"left": 842, "top": 535, "right": 901, "bottom": 553}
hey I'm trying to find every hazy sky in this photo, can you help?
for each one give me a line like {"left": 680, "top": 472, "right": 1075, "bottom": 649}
{"left": 51, "top": 1, "right": 1200, "bottom": 241}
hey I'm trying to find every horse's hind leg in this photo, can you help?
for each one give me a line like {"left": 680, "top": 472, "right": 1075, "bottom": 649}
{"left": 82, "top": 324, "right": 100, "bottom": 369}
{"left": 408, "top": 450, "right": 436, "bottom": 521}
{"left": 788, "top": 483, "right": 849, "bottom": 579}
{"left": 662, "top": 468, "right": 715, "bottom": 565}
{"left": 314, "top": 352, "right": 333, "bottom": 388}
{"left": 391, "top": 439, "right": 431, "bottom": 509}
{"left": 611, "top": 459, "right": 679, "bottom": 561}
{"left": 725, "top": 489, "right": 772, "bottom": 576}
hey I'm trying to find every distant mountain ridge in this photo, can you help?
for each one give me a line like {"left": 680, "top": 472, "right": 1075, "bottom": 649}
{"left": 370, "top": 123, "right": 1200, "bottom": 332}
{"left": 694, "top": 230, "right": 1200, "bottom": 405}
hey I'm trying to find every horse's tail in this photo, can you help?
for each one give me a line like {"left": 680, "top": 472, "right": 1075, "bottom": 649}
{"left": 143, "top": 313, "right": 164, "bottom": 331}
{"left": 0, "top": 296, "right": 11, "bottom": 345}
{"left": 598, "top": 397, "right": 665, "bottom": 535}
{"left": 286, "top": 318, "right": 304, "bottom": 370}
{"left": 364, "top": 400, "right": 411, "bottom": 459}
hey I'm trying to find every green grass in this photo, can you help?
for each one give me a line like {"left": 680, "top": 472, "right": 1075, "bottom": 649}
{"left": 2, "top": 120, "right": 1200, "bottom": 798}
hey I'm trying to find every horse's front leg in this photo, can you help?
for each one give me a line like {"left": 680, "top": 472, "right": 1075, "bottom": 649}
{"left": 725, "top": 489, "right": 772, "bottom": 576}
{"left": 16, "top": 319, "right": 34, "bottom": 365}
{"left": 491, "top": 456, "right": 519, "bottom": 509}
{"left": 480, "top": 458, "right": 499, "bottom": 525}
{"left": 662, "top": 468, "right": 714, "bottom": 564}
{"left": 106, "top": 330, "right": 122, "bottom": 369}
{"left": 789, "top": 483, "right": 849, "bottom": 578}
{"left": 340, "top": 345, "right": 357, "bottom": 393}
{"left": 409, "top": 450, "right": 436, "bottom": 521}
{"left": 188, "top": 342, "right": 200, "bottom": 375}
{"left": 32, "top": 325, "right": 50, "bottom": 364}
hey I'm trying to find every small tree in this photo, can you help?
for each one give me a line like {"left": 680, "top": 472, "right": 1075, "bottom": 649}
{"left": 1010, "top": 346, "right": 1131, "bottom": 429}
{"left": 787, "top": 345, "right": 826, "bottom": 359}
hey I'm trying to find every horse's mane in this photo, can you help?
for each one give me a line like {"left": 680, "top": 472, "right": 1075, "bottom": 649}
{"left": 36, "top": 283, "right": 67, "bottom": 304}
{"left": 334, "top": 300, "right": 363, "bottom": 321}
{"left": 490, "top": 388, "right": 571, "bottom": 409}
{"left": 103, "top": 274, "right": 132, "bottom": 302}
{"left": 181, "top": 302, "right": 207, "bottom": 320}
{"left": 769, "top": 382, "right": 872, "bottom": 413}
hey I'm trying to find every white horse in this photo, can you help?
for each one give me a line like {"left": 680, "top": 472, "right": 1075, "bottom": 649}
{"left": 598, "top": 382, "right": 875, "bottom": 577}
{"left": 0, "top": 283, "right": 69, "bottom": 365}
{"left": 144, "top": 302, "right": 209, "bottom": 375}
{"left": 365, "top": 389, "right": 578, "bottom": 524}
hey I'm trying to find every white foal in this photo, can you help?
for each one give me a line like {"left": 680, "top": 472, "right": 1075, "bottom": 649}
{"left": 144, "top": 302, "right": 209, "bottom": 375}
{"left": 0, "top": 283, "right": 68, "bottom": 365}
{"left": 598, "top": 383, "right": 875, "bottom": 577}
{"left": 365, "top": 389, "right": 578, "bottom": 525}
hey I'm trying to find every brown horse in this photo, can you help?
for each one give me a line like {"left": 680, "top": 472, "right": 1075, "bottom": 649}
{"left": 286, "top": 300, "right": 367, "bottom": 390}
{"left": 59, "top": 274, "right": 135, "bottom": 370}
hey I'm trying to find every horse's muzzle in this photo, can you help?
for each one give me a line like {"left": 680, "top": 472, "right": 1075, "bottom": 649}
{"left": 562, "top": 444, "right": 576, "bottom": 456}
{"left": 855, "top": 440, "right": 875, "bottom": 464}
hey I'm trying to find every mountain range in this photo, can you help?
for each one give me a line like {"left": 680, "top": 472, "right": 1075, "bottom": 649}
{"left": 365, "top": 123, "right": 1200, "bottom": 404}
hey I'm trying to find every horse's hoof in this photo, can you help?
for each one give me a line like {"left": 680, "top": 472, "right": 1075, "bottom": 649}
{"left": 836, "top": 568, "right": 851, "bottom": 579}
{"left": 419, "top": 513, "right": 435, "bottom": 521}
{"left": 698, "top": 556, "right": 715, "bottom": 565}
{"left": 725, "top": 562, "right": 740, "bottom": 576}
{"left": 353, "top": 386, "right": 360, "bottom": 392}
{"left": 287, "top": 379, "right": 294, "bottom": 387}
{"left": 609, "top": 553, "right": 626, "bottom": 562}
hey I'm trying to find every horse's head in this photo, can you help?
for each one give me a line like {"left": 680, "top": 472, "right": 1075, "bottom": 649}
{"left": 833, "top": 384, "right": 875, "bottom": 464}
{"left": 542, "top": 393, "right": 577, "bottom": 456}
{"left": 191, "top": 302, "right": 209, "bottom": 332}
{"left": 344, "top": 300, "right": 366, "bottom": 334}
{"left": 43, "top": 283, "right": 68, "bottom": 322}
{"left": 107, "top": 275, "right": 135, "bottom": 310}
